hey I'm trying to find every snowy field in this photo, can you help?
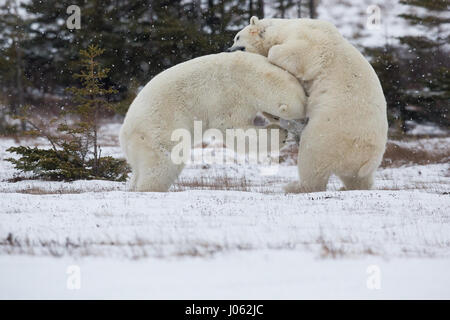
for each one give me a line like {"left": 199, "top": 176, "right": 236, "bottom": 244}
{"left": 1, "top": 123, "right": 449, "bottom": 299}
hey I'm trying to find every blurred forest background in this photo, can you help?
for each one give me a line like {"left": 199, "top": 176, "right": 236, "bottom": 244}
{"left": 0, "top": 0, "right": 449, "bottom": 135}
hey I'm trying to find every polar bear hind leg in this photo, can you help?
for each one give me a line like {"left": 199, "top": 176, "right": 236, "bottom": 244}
{"left": 125, "top": 134, "right": 183, "bottom": 192}
{"left": 338, "top": 173, "right": 374, "bottom": 191}
{"left": 284, "top": 144, "right": 331, "bottom": 194}
{"left": 338, "top": 154, "right": 381, "bottom": 190}
{"left": 136, "top": 160, "right": 183, "bottom": 192}
{"left": 128, "top": 167, "right": 139, "bottom": 191}
{"left": 135, "top": 147, "right": 184, "bottom": 192}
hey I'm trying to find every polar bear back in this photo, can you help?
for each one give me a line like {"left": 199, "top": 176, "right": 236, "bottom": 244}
{"left": 123, "top": 52, "right": 306, "bottom": 132}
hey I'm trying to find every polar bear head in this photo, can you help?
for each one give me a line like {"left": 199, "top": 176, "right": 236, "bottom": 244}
{"left": 227, "top": 16, "right": 269, "bottom": 55}
{"left": 227, "top": 16, "right": 341, "bottom": 57}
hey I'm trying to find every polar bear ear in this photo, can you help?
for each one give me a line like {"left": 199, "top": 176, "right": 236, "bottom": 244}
{"left": 279, "top": 104, "right": 288, "bottom": 114}
{"left": 250, "top": 16, "right": 259, "bottom": 25}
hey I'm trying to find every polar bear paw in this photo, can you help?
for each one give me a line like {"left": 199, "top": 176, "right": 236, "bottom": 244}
{"left": 283, "top": 181, "right": 303, "bottom": 194}
{"left": 283, "top": 181, "right": 327, "bottom": 194}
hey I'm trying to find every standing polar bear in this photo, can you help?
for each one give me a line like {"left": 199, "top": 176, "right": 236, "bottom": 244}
{"left": 229, "top": 17, "right": 388, "bottom": 192}
{"left": 120, "top": 51, "right": 306, "bottom": 192}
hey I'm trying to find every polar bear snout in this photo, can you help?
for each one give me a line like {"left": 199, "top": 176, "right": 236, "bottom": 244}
{"left": 226, "top": 46, "right": 246, "bottom": 52}
{"left": 278, "top": 103, "right": 304, "bottom": 120}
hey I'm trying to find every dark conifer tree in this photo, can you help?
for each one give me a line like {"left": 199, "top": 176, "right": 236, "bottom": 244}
{"left": 398, "top": 0, "right": 450, "bottom": 128}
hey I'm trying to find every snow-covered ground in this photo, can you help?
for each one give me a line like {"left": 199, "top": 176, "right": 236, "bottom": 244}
{"left": 2, "top": 252, "right": 450, "bottom": 299}
{"left": 1, "top": 123, "right": 449, "bottom": 299}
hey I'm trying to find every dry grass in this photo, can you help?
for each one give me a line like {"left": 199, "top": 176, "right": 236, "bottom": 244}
{"left": 280, "top": 138, "right": 450, "bottom": 168}
{"left": 171, "top": 171, "right": 291, "bottom": 193}
{"left": 172, "top": 174, "right": 253, "bottom": 192}
{"left": 381, "top": 141, "right": 449, "bottom": 168}
{"left": 0, "top": 185, "right": 122, "bottom": 195}
{"left": 0, "top": 232, "right": 236, "bottom": 259}
{"left": 10, "top": 187, "right": 83, "bottom": 195}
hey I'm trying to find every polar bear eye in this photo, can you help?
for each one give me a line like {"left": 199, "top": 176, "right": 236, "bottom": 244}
{"left": 236, "top": 36, "right": 240, "bottom": 41}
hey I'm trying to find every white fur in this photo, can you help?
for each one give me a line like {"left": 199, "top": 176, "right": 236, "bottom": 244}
{"left": 119, "top": 51, "right": 306, "bottom": 192}
{"left": 230, "top": 18, "right": 388, "bottom": 192}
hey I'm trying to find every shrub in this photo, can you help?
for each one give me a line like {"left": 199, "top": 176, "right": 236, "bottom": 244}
{"left": 6, "top": 45, "right": 130, "bottom": 182}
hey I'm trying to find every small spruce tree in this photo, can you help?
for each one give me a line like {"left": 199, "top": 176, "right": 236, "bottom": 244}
{"left": 63, "top": 45, "right": 118, "bottom": 176}
{"left": 6, "top": 45, "right": 129, "bottom": 182}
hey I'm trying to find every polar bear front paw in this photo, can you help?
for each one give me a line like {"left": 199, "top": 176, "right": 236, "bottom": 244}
{"left": 283, "top": 181, "right": 303, "bottom": 194}
{"left": 284, "top": 181, "right": 325, "bottom": 193}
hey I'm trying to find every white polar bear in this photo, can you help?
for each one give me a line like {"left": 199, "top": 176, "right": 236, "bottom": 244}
{"left": 119, "top": 51, "right": 306, "bottom": 192}
{"left": 229, "top": 17, "right": 388, "bottom": 192}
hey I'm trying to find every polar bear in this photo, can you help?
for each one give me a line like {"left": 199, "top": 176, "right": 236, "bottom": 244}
{"left": 228, "top": 17, "right": 388, "bottom": 192}
{"left": 119, "top": 51, "right": 306, "bottom": 192}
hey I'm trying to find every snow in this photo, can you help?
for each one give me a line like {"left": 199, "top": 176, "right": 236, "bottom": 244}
{"left": 1, "top": 188, "right": 450, "bottom": 259}
{"left": 405, "top": 121, "right": 450, "bottom": 136}
{"left": 1, "top": 123, "right": 449, "bottom": 299}
{"left": 2, "top": 252, "right": 450, "bottom": 299}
